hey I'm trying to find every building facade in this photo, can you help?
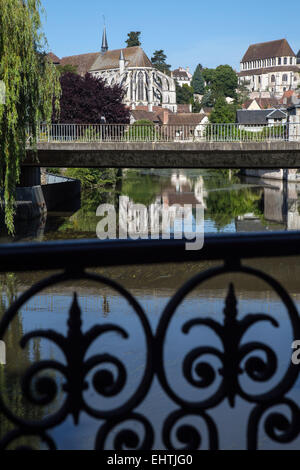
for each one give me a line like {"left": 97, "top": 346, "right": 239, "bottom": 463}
{"left": 50, "top": 28, "right": 177, "bottom": 112}
{"left": 171, "top": 67, "right": 192, "bottom": 87}
{"left": 238, "top": 39, "right": 300, "bottom": 96}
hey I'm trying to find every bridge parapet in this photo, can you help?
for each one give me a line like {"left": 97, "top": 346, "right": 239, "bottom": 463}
{"left": 27, "top": 122, "right": 300, "bottom": 144}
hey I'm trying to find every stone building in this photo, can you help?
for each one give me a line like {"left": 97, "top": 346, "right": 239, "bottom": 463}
{"left": 49, "top": 27, "right": 177, "bottom": 112}
{"left": 238, "top": 39, "right": 300, "bottom": 96}
{"left": 171, "top": 67, "right": 192, "bottom": 87}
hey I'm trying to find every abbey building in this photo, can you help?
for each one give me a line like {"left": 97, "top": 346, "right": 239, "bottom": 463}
{"left": 238, "top": 39, "right": 300, "bottom": 96}
{"left": 51, "top": 28, "right": 177, "bottom": 112}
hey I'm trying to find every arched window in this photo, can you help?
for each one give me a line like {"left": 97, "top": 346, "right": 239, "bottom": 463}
{"left": 271, "top": 75, "right": 276, "bottom": 82}
{"left": 138, "top": 72, "right": 144, "bottom": 101}
{"left": 282, "top": 74, "right": 288, "bottom": 82}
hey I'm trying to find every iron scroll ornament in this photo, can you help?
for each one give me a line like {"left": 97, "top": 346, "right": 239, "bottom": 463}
{"left": 0, "top": 261, "right": 299, "bottom": 450}
{"left": 0, "top": 270, "right": 154, "bottom": 450}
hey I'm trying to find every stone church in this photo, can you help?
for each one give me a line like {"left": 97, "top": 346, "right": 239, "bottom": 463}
{"left": 50, "top": 28, "right": 177, "bottom": 112}
{"left": 238, "top": 39, "right": 300, "bottom": 96}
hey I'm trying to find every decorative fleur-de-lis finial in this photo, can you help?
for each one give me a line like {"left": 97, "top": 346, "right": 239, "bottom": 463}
{"left": 68, "top": 293, "right": 82, "bottom": 338}
{"left": 224, "top": 283, "right": 238, "bottom": 323}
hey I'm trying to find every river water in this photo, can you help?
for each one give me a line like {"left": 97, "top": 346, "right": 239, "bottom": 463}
{"left": 1, "top": 169, "right": 300, "bottom": 450}
{"left": 1, "top": 169, "right": 299, "bottom": 243}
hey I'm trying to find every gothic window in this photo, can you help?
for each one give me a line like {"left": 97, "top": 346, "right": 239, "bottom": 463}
{"left": 138, "top": 72, "right": 144, "bottom": 101}
{"left": 271, "top": 75, "right": 276, "bottom": 82}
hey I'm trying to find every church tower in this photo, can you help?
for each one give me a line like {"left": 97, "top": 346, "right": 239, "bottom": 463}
{"left": 101, "top": 26, "right": 108, "bottom": 54}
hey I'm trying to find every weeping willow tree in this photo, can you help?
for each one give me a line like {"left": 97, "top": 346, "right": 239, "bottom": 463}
{"left": 0, "top": 0, "right": 61, "bottom": 233}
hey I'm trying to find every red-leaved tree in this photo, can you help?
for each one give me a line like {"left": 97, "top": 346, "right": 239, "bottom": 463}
{"left": 55, "top": 73, "right": 130, "bottom": 124}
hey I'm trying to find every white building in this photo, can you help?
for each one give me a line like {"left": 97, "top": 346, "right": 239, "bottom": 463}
{"left": 52, "top": 28, "right": 177, "bottom": 112}
{"left": 238, "top": 39, "right": 300, "bottom": 96}
{"left": 90, "top": 28, "right": 177, "bottom": 112}
{"left": 171, "top": 67, "right": 192, "bottom": 87}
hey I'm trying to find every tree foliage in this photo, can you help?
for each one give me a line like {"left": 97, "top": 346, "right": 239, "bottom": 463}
{"left": 57, "top": 63, "right": 78, "bottom": 76}
{"left": 212, "top": 65, "right": 238, "bottom": 99}
{"left": 209, "top": 96, "right": 236, "bottom": 123}
{"left": 0, "top": 0, "right": 61, "bottom": 233}
{"left": 176, "top": 83, "right": 194, "bottom": 104}
{"left": 56, "top": 73, "right": 130, "bottom": 124}
{"left": 126, "top": 32, "right": 141, "bottom": 48}
{"left": 151, "top": 50, "right": 171, "bottom": 74}
{"left": 191, "top": 64, "right": 205, "bottom": 95}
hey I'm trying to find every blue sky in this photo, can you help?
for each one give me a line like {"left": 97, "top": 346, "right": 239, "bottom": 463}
{"left": 42, "top": 0, "right": 300, "bottom": 73}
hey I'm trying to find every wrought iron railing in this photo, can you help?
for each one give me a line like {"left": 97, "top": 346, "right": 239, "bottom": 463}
{"left": 1, "top": 233, "right": 300, "bottom": 450}
{"left": 30, "top": 122, "right": 300, "bottom": 144}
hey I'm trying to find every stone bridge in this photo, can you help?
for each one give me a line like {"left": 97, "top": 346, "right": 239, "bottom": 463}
{"left": 24, "top": 141, "right": 300, "bottom": 169}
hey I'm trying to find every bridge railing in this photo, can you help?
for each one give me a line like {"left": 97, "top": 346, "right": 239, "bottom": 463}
{"left": 1, "top": 233, "right": 300, "bottom": 450}
{"left": 34, "top": 122, "right": 300, "bottom": 144}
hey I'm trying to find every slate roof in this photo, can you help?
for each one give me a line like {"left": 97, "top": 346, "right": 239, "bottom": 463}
{"left": 237, "top": 109, "right": 286, "bottom": 124}
{"left": 242, "top": 39, "right": 295, "bottom": 62}
{"left": 60, "top": 53, "right": 100, "bottom": 76}
{"left": 90, "top": 46, "right": 153, "bottom": 72}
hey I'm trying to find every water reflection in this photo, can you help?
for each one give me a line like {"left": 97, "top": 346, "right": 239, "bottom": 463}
{"left": 2, "top": 169, "right": 300, "bottom": 243}
{"left": 0, "top": 274, "right": 44, "bottom": 448}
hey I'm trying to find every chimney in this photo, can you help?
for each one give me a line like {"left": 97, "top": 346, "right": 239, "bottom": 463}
{"left": 163, "top": 109, "right": 169, "bottom": 125}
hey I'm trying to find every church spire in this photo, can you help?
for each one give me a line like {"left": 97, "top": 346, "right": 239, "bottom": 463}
{"left": 101, "top": 26, "right": 108, "bottom": 54}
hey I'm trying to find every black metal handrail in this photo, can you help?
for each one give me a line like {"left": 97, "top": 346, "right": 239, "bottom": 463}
{"left": 1, "top": 231, "right": 300, "bottom": 272}
{"left": 1, "top": 232, "right": 300, "bottom": 450}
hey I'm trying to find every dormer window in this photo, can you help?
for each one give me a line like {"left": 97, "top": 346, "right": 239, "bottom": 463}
{"left": 278, "top": 58, "right": 281, "bottom": 65}
{"left": 284, "top": 57, "right": 287, "bottom": 64}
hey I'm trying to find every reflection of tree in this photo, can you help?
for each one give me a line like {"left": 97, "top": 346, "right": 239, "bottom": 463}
{"left": 45, "top": 189, "right": 118, "bottom": 239}
{"left": 205, "top": 188, "right": 262, "bottom": 230}
{"left": 0, "top": 274, "right": 42, "bottom": 448}
{"left": 121, "top": 170, "right": 166, "bottom": 206}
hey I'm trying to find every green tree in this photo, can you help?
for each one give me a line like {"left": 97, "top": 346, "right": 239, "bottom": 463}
{"left": 126, "top": 32, "right": 141, "bottom": 48}
{"left": 191, "top": 64, "right": 205, "bottom": 95}
{"left": 237, "top": 80, "right": 250, "bottom": 105}
{"left": 65, "top": 168, "right": 118, "bottom": 189}
{"left": 176, "top": 83, "right": 194, "bottom": 104}
{"left": 202, "top": 68, "right": 216, "bottom": 88}
{"left": 57, "top": 63, "right": 78, "bottom": 75}
{"left": 201, "top": 90, "right": 214, "bottom": 108}
{"left": 0, "top": 0, "right": 61, "bottom": 233}
{"left": 151, "top": 50, "right": 171, "bottom": 74}
{"left": 212, "top": 65, "right": 238, "bottom": 99}
{"left": 209, "top": 96, "right": 236, "bottom": 123}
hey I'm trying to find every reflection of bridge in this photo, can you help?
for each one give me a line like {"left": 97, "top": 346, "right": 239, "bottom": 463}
{"left": 24, "top": 123, "right": 300, "bottom": 169}
{"left": 236, "top": 177, "right": 300, "bottom": 231}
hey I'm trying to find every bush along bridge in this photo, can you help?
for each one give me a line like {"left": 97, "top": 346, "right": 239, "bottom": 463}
{"left": 23, "top": 122, "right": 300, "bottom": 170}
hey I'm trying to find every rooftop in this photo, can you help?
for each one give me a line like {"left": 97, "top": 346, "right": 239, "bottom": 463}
{"left": 242, "top": 39, "right": 296, "bottom": 62}
{"left": 60, "top": 53, "right": 100, "bottom": 76}
{"left": 90, "top": 46, "right": 153, "bottom": 72}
